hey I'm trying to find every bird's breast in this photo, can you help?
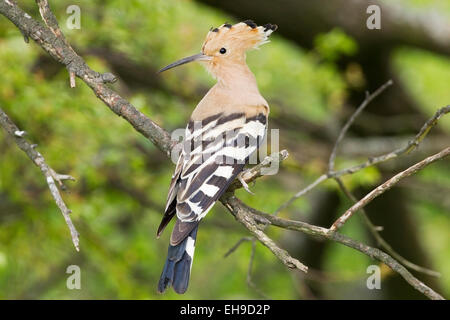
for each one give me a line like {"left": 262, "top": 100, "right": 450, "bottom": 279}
{"left": 190, "top": 84, "right": 269, "bottom": 122}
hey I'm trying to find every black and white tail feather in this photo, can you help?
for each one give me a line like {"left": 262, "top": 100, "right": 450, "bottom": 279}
{"left": 156, "top": 110, "right": 267, "bottom": 294}
{"left": 158, "top": 225, "right": 198, "bottom": 294}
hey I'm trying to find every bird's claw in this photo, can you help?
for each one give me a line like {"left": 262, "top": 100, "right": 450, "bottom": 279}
{"left": 238, "top": 172, "right": 255, "bottom": 195}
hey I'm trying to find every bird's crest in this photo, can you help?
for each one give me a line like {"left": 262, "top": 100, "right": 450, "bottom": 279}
{"left": 201, "top": 20, "right": 277, "bottom": 55}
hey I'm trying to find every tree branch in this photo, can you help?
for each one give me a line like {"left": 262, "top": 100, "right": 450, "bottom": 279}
{"left": 223, "top": 236, "right": 271, "bottom": 298}
{"left": 226, "top": 197, "right": 444, "bottom": 300}
{"left": 328, "top": 80, "right": 394, "bottom": 171}
{"left": 229, "top": 149, "right": 289, "bottom": 192}
{"left": 325, "top": 80, "right": 442, "bottom": 277}
{"left": 0, "top": 106, "right": 79, "bottom": 251}
{"left": 330, "top": 147, "right": 450, "bottom": 231}
{"left": 277, "top": 105, "right": 450, "bottom": 214}
{"left": 221, "top": 194, "right": 308, "bottom": 273}
{"left": 0, "top": 0, "right": 174, "bottom": 157}
{"left": 334, "top": 177, "right": 441, "bottom": 277}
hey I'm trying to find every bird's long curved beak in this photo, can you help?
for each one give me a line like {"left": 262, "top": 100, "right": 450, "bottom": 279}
{"left": 158, "top": 53, "right": 212, "bottom": 73}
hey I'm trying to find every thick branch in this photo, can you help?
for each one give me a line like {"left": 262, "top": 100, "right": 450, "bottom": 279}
{"left": 0, "top": 0, "right": 174, "bottom": 157}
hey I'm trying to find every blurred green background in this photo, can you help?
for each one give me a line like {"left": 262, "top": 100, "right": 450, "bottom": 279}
{"left": 0, "top": 0, "right": 449, "bottom": 299}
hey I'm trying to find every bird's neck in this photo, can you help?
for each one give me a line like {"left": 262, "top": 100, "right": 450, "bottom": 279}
{"left": 192, "top": 62, "right": 268, "bottom": 121}
{"left": 214, "top": 61, "right": 260, "bottom": 94}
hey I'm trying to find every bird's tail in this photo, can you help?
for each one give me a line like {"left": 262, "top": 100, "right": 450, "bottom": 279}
{"left": 157, "top": 225, "right": 198, "bottom": 294}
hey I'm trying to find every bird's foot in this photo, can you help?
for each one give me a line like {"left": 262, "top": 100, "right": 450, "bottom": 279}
{"left": 238, "top": 171, "right": 255, "bottom": 195}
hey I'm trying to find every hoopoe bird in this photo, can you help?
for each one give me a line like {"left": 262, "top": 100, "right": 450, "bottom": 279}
{"left": 157, "top": 20, "right": 277, "bottom": 294}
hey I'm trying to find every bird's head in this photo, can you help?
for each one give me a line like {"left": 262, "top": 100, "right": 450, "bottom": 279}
{"left": 159, "top": 20, "right": 277, "bottom": 80}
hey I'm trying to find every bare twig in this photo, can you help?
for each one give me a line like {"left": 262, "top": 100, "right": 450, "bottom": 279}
{"left": 276, "top": 105, "right": 450, "bottom": 213}
{"left": 69, "top": 71, "right": 76, "bottom": 88}
{"left": 246, "top": 239, "right": 271, "bottom": 299}
{"left": 222, "top": 194, "right": 308, "bottom": 273}
{"left": 334, "top": 177, "right": 441, "bottom": 277}
{"left": 36, "top": 0, "right": 77, "bottom": 87}
{"left": 223, "top": 236, "right": 253, "bottom": 258}
{"left": 330, "top": 105, "right": 450, "bottom": 177}
{"left": 328, "top": 80, "right": 393, "bottom": 171}
{"left": 330, "top": 147, "right": 450, "bottom": 231}
{"left": 36, "top": 0, "right": 67, "bottom": 41}
{"left": 324, "top": 79, "right": 442, "bottom": 277}
{"left": 223, "top": 237, "right": 270, "bottom": 298}
{"left": 226, "top": 197, "right": 444, "bottom": 300}
{"left": 0, "top": 107, "right": 79, "bottom": 251}
{"left": 229, "top": 149, "right": 289, "bottom": 192}
{"left": 275, "top": 174, "right": 327, "bottom": 214}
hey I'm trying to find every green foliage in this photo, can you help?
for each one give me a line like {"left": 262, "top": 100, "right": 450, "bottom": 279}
{"left": 314, "top": 28, "right": 358, "bottom": 62}
{"left": 393, "top": 47, "right": 450, "bottom": 132}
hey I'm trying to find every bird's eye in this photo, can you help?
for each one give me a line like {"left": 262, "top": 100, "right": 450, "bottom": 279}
{"left": 219, "top": 47, "right": 227, "bottom": 54}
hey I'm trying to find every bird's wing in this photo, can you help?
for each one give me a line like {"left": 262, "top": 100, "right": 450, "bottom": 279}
{"left": 157, "top": 153, "right": 184, "bottom": 237}
{"left": 168, "top": 107, "right": 268, "bottom": 245}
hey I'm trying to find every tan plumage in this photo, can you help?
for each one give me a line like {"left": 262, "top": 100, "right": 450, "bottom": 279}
{"left": 157, "top": 20, "right": 277, "bottom": 294}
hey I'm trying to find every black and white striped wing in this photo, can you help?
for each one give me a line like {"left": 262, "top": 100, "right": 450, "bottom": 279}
{"left": 168, "top": 111, "right": 267, "bottom": 244}
{"left": 157, "top": 153, "right": 184, "bottom": 237}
